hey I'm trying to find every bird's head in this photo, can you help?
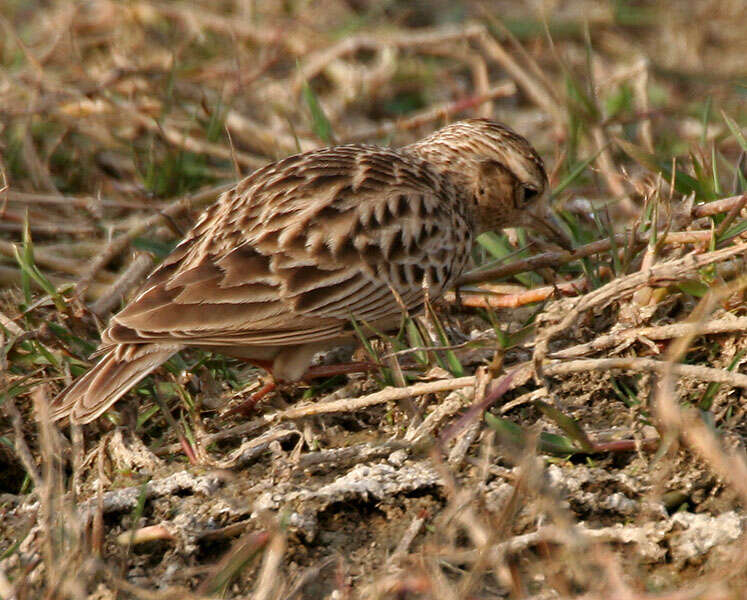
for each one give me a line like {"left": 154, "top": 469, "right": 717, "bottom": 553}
{"left": 405, "top": 119, "right": 569, "bottom": 247}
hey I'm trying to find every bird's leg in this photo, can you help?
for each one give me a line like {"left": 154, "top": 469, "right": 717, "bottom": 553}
{"left": 225, "top": 358, "right": 277, "bottom": 416}
{"left": 227, "top": 359, "right": 417, "bottom": 417}
{"left": 226, "top": 377, "right": 277, "bottom": 416}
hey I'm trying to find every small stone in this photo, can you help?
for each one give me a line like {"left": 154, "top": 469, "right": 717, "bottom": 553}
{"left": 388, "top": 449, "right": 408, "bottom": 467}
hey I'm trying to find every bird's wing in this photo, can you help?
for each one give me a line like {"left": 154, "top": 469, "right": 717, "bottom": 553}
{"left": 103, "top": 145, "right": 473, "bottom": 349}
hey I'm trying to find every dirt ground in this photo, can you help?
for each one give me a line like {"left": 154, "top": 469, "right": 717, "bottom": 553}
{"left": 0, "top": 1, "right": 746, "bottom": 598}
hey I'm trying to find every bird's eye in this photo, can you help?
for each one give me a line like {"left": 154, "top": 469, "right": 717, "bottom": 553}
{"left": 523, "top": 187, "right": 539, "bottom": 203}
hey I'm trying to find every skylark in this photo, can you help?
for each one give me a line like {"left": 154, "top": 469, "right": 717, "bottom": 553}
{"left": 52, "top": 118, "right": 563, "bottom": 423}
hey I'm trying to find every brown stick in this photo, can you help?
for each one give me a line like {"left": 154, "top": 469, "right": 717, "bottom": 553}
{"left": 343, "top": 82, "right": 516, "bottom": 143}
{"left": 445, "top": 274, "right": 588, "bottom": 308}
{"left": 714, "top": 194, "right": 747, "bottom": 238}
{"left": 75, "top": 182, "right": 233, "bottom": 296}
{"left": 0, "top": 239, "right": 113, "bottom": 279}
{"left": 544, "top": 357, "right": 747, "bottom": 388}
{"left": 4, "top": 189, "right": 163, "bottom": 211}
{"left": 551, "top": 316, "right": 747, "bottom": 360}
{"left": 456, "top": 229, "right": 718, "bottom": 286}
{"left": 293, "top": 24, "right": 489, "bottom": 95}
{"left": 692, "top": 193, "right": 747, "bottom": 218}
{"left": 458, "top": 193, "right": 747, "bottom": 287}
{"left": 89, "top": 253, "right": 154, "bottom": 317}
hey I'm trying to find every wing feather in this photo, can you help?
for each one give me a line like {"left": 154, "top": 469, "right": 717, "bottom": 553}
{"left": 104, "top": 146, "right": 473, "bottom": 349}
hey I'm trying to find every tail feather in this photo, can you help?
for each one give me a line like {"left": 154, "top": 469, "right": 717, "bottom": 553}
{"left": 51, "top": 344, "right": 183, "bottom": 424}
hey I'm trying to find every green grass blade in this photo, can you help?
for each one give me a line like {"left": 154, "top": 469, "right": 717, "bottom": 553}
{"left": 538, "top": 432, "right": 580, "bottom": 455}
{"left": 13, "top": 221, "right": 67, "bottom": 312}
{"left": 477, "top": 232, "right": 540, "bottom": 287}
{"left": 699, "top": 349, "right": 745, "bottom": 411}
{"left": 534, "top": 399, "right": 595, "bottom": 452}
{"left": 722, "top": 111, "right": 747, "bottom": 153}
{"left": 425, "top": 307, "right": 464, "bottom": 377}
{"left": 700, "top": 97, "right": 712, "bottom": 147}
{"left": 349, "top": 313, "right": 393, "bottom": 386}
{"left": 616, "top": 138, "right": 707, "bottom": 198}
{"left": 404, "top": 317, "right": 428, "bottom": 365}
{"left": 711, "top": 144, "right": 722, "bottom": 196}
{"left": 551, "top": 144, "right": 607, "bottom": 197}
{"left": 485, "top": 413, "right": 580, "bottom": 455}
{"left": 484, "top": 412, "right": 524, "bottom": 447}
{"left": 302, "top": 81, "right": 334, "bottom": 144}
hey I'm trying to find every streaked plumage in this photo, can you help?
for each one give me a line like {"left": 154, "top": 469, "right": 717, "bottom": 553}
{"left": 51, "top": 119, "right": 555, "bottom": 423}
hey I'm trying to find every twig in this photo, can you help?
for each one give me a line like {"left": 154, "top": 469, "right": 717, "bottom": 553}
{"left": 108, "top": 96, "right": 267, "bottom": 169}
{"left": 439, "top": 369, "right": 517, "bottom": 444}
{"left": 252, "top": 530, "right": 286, "bottom": 600}
{"left": 207, "top": 427, "right": 300, "bottom": 469}
{"left": 445, "top": 273, "right": 588, "bottom": 308}
{"left": 75, "top": 182, "right": 233, "bottom": 295}
{"left": 3, "top": 189, "right": 163, "bottom": 211}
{"left": 691, "top": 193, "right": 747, "bottom": 218}
{"left": 152, "top": 2, "right": 290, "bottom": 48}
{"left": 476, "top": 27, "right": 565, "bottom": 127}
{"left": 551, "top": 316, "right": 747, "bottom": 360}
{"left": 456, "top": 229, "right": 718, "bottom": 286}
{"left": 226, "top": 110, "right": 317, "bottom": 155}
{"left": 543, "top": 357, "right": 747, "bottom": 388}
{"left": 404, "top": 387, "right": 475, "bottom": 444}
{"left": 654, "top": 277, "right": 747, "bottom": 504}
{"left": 297, "top": 439, "right": 410, "bottom": 469}
{"left": 283, "top": 557, "right": 337, "bottom": 600}
{"left": 89, "top": 253, "right": 154, "bottom": 317}
{"left": 0, "top": 308, "right": 23, "bottom": 336}
{"left": 292, "top": 24, "right": 488, "bottom": 95}
{"left": 533, "top": 243, "right": 747, "bottom": 383}
{"left": 387, "top": 513, "right": 427, "bottom": 566}
{"left": 448, "top": 409, "right": 486, "bottom": 466}
{"left": 457, "top": 193, "right": 747, "bottom": 288}
{"left": 633, "top": 58, "right": 655, "bottom": 152}
{"left": 714, "top": 194, "right": 747, "bottom": 239}
{"left": 3, "top": 396, "right": 43, "bottom": 490}
{"left": 680, "top": 410, "right": 747, "bottom": 504}
{"left": 0, "top": 221, "right": 98, "bottom": 235}
{"left": 343, "top": 82, "right": 516, "bottom": 143}
{"left": 115, "top": 524, "right": 174, "bottom": 546}
{"left": 159, "top": 378, "right": 480, "bottom": 456}
{"left": 273, "top": 376, "right": 477, "bottom": 421}
{"left": 0, "top": 239, "right": 112, "bottom": 280}
{"left": 479, "top": 12, "right": 560, "bottom": 108}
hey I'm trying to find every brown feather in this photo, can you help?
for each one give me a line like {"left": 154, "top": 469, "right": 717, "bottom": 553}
{"left": 51, "top": 119, "right": 550, "bottom": 423}
{"left": 50, "top": 344, "right": 183, "bottom": 423}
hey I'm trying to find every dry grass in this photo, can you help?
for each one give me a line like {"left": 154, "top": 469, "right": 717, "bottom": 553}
{"left": 1, "top": 1, "right": 746, "bottom": 598}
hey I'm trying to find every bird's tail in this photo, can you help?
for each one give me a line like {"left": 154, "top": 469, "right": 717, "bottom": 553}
{"left": 50, "top": 343, "right": 183, "bottom": 424}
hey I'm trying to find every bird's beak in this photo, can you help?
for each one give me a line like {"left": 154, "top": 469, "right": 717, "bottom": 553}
{"left": 523, "top": 201, "right": 573, "bottom": 251}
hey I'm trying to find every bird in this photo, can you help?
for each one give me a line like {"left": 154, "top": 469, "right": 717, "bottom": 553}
{"left": 51, "top": 118, "right": 563, "bottom": 424}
